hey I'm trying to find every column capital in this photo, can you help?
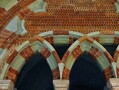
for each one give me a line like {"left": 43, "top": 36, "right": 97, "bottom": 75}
{"left": 107, "top": 78, "right": 119, "bottom": 90}
{"left": 53, "top": 80, "right": 69, "bottom": 90}
{"left": 0, "top": 80, "right": 14, "bottom": 90}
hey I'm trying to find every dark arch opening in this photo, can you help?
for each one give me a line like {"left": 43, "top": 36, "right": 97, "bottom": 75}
{"left": 14, "top": 45, "right": 113, "bottom": 90}
{"left": 15, "top": 52, "right": 54, "bottom": 90}
{"left": 53, "top": 45, "right": 70, "bottom": 59}
{"left": 103, "top": 44, "right": 117, "bottom": 57}
{"left": 69, "top": 51, "right": 107, "bottom": 90}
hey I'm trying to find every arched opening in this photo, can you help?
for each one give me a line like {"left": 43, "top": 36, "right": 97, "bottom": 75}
{"left": 15, "top": 52, "right": 54, "bottom": 90}
{"left": 2, "top": 36, "right": 60, "bottom": 89}
{"left": 69, "top": 51, "right": 107, "bottom": 90}
{"left": 62, "top": 36, "right": 114, "bottom": 80}
{"left": 0, "top": 0, "right": 119, "bottom": 89}
{"left": 103, "top": 44, "right": 118, "bottom": 57}
{"left": 87, "top": 31, "right": 119, "bottom": 78}
{"left": 53, "top": 45, "right": 70, "bottom": 59}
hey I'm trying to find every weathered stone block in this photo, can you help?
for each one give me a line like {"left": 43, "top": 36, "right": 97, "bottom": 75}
{"left": 53, "top": 80, "right": 69, "bottom": 90}
{"left": 0, "top": 80, "right": 14, "bottom": 90}
{"left": 107, "top": 78, "right": 119, "bottom": 90}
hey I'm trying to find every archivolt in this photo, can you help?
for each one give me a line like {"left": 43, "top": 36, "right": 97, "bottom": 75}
{"left": 62, "top": 36, "right": 114, "bottom": 81}
{"left": 0, "top": 35, "right": 60, "bottom": 84}
{"left": 88, "top": 31, "right": 119, "bottom": 78}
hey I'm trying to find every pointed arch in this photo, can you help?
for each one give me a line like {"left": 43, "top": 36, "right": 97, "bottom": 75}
{"left": 87, "top": 31, "right": 119, "bottom": 45}
{"left": 39, "top": 30, "right": 83, "bottom": 79}
{"left": 62, "top": 36, "right": 114, "bottom": 81}
{"left": 88, "top": 31, "right": 119, "bottom": 78}
{"left": 0, "top": 35, "right": 61, "bottom": 84}
{"left": 114, "top": 45, "right": 119, "bottom": 78}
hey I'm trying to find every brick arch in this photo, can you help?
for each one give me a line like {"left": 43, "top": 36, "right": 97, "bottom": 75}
{"left": 87, "top": 31, "right": 119, "bottom": 45}
{"left": 39, "top": 30, "right": 83, "bottom": 45}
{"left": 114, "top": 45, "right": 119, "bottom": 78}
{"left": 88, "top": 31, "right": 119, "bottom": 78}
{"left": 62, "top": 36, "right": 114, "bottom": 81}
{"left": 1, "top": 35, "right": 60, "bottom": 84}
{"left": 38, "top": 30, "right": 84, "bottom": 79}
{"left": 0, "top": 30, "right": 22, "bottom": 76}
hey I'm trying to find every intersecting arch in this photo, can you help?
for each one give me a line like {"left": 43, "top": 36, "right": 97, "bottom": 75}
{"left": 88, "top": 31, "right": 119, "bottom": 78}
{"left": 87, "top": 31, "right": 119, "bottom": 45}
{"left": 39, "top": 30, "right": 83, "bottom": 45}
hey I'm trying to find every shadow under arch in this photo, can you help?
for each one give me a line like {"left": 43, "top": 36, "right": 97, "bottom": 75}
{"left": 69, "top": 51, "right": 106, "bottom": 90}
{"left": 62, "top": 36, "right": 114, "bottom": 81}
{"left": 0, "top": 35, "right": 61, "bottom": 90}
{"left": 38, "top": 30, "right": 84, "bottom": 79}
{"left": 15, "top": 52, "right": 54, "bottom": 90}
{"left": 88, "top": 31, "right": 119, "bottom": 77}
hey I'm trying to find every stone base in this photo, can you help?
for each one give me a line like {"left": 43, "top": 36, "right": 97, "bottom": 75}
{"left": 53, "top": 80, "right": 69, "bottom": 90}
{"left": 107, "top": 78, "right": 119, "bottom": 90}
{"left": 0, "top": 80, "right": 14, "bottom": 90}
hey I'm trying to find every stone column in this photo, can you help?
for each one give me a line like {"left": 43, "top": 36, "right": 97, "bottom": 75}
{"left": 0, "top": 80, "right": 14, "bottom": 90}
{"left": 53, "top": 80, "right": 69, "bottom": 90}
{"left": 107, "top": 78, "right": 119, "bottom": 90}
